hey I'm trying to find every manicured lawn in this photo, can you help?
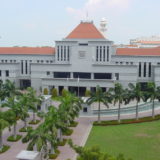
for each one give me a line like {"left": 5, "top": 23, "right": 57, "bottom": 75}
{"left": 85, "top": 120, "right": 160, "bottom": 160}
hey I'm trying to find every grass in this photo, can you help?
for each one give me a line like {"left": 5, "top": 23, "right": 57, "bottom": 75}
{"left": 85, "top": 120, "right": 160, "bottom": 160}
{"left": 62, "top": 128, "right": 73, "bottom": 136}
{"left": 28, "top": 120, "right": 40, "bottom": 125}
{"left": 7, "top": 135, "right": 22, "bottom": 142}
{"left": 0, "top": 145, "right": 10, "bottom": 153}
{"left": 19, "top": 126, "right": 32, "bottom": 132}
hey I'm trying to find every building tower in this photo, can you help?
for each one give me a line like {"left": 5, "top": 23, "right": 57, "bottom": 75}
{"left": 99, "top": 17, "right": 107, "bottom": 38}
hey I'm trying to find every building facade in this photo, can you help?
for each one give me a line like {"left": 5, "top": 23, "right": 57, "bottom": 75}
{"left": 0, "top": 21, "right": 160, "bottom": 95}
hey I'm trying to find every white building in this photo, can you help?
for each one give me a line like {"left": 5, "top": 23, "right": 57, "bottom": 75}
{"left": 0, "top": 20, "right": 160, "bottom": 96}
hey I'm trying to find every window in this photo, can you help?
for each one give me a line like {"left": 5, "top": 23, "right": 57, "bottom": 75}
{"left": 126, "top": 62, "right": 129, "bottom": 65}
{"left": 130, "top": 62, "right": 133, "bottom": 65}
{"left": 54, "top": 72, "right": 70, "bottom": 78}
{"left": 50, "top": 60, "right": 53, "bottom": 63}
{"left": 96, "top": 46, "right": 98, "bottom": 61}
{"left": 14, "top": 60, "right": 16, "bottom": 63}
{"left": 61, "top": 46, "right": 63, "bottom": 61}
{"left": 10, "top": 60, "right": 12, "bottom": 63}
{"left": 79, "top": 43, "right": 88, "bottom": 46}
{"left": 64, "top": 46, "right": 66, "bottom": 61}
{"left": 67, "top": 46, "right": 70, "bottom": 61}
{"left": 41, "top": 60, "right": 43, "bottom": 63}
{"left": 103, "top": 46, "right": 105, "bottom": 61}
{"left": 100, "top": 46, "right": 102, "bottom": 61}
{"left": 144, "top": 62, "right": 146, "bottom": 77}
{"left": 21, "top": 60, "right": 23, "bottom": 74}
{"left": 107, "top": 46, "right": 109, "bottom": 61}
{"left": 94, "top": 73, "right": 112, "bottom": 79}
{"left": 6, "top": 70, "right": 9, "bottom": 77}
{"left": 115, "top": 73, "right": 119, "bottom": 80}
{"left": 139, "top": 62, "right": 141, "bottom": 77}
{"left": 57, "top": 46, "right": 59, "bottom": 61}
{"left": 73, "top": 72, "right": 91, "bottom": 79}
{"left": 47, "top": 71, "right": 50, "bottom": 76}
{"left": 25, "top": 60, "right": 28, "bottom": 74}
{"left": 29, "top": 60, "right": 32, "bottom": 62}
{"left": 120, "top": 62, "right": 123, "bottom": 64}
{"left": 148, "top": 62, "right": 151, "bottom": 77}
{"left": 46, "top": 60, "right": 49, "bottom": 63}
{"left": 116, "top": 62, "right": 118, "bottom": 64}
{"left": 0, "top": 70, "right": 1, "bottom": 77}
{"left": 37, "top": 60, "right": 39, "bottom": 63}
{"left": 5, "top": 60, "right": 7, "bottom": 63}
{"left": 1, "top": 60, "right": 4, "bottom": 63}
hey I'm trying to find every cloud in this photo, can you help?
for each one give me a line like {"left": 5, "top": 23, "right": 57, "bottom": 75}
{"left": 66, "top": 0, "right": 131, "bottom": 19}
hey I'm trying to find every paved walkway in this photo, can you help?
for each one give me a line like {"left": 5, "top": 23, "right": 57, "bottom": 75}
{"left": 0, "top": 117, "right": 40, "bottom": 160}
{"left": 1, "top": 107, "right": 160, "bottom": 160}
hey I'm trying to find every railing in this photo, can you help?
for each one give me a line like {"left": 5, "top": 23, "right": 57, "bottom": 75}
{"left": 93, "top": 101, "right": 160, "bottom": 115}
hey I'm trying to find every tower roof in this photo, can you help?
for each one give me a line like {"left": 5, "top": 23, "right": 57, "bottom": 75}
{"left": 66, "top": 21, "right": 105, "bottom": 39}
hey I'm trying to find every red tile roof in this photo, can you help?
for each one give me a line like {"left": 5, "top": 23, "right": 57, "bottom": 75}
{"left": 116, "top": 47, "right": 160, "bottom": 56}
{"left": 0, "top": 47, "right": 55, "bottom": 55}
{"left": 66, "top": 22, "right": 105, "bottom": 39}
{"left": 137, "top": 41, "right": 160, "bottom": 44}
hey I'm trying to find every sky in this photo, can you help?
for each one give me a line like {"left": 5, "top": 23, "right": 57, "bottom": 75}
{"left": 0, "top": 0, "right": 160, "bottom": 47}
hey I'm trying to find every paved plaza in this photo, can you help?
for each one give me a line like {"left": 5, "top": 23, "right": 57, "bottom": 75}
{"left": 1, "top": 104, "right": 160, "bottom": 160}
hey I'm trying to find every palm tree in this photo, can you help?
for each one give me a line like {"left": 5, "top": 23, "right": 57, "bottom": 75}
{"left": 22, "top": 123, "right": 57, "bottom": 154}
{"left": 146, "top": 82, "right": 160, "bottom": 118}
{"left": 2, "top": 97, "right": 21, "bottom": 139}
{"left": 27, "top": 87, "right": 41, "bottom": 123}
{"left": 110, "top": 83, "right": 124, "bottom": 123}
{"left": 3, "top": 80, "right": 21, "bottom": 97}
{"left": 128, "top": 83, "right": 143, "bottom": 120}
{"left": 0, "top": 111, "right": 9, "bottom": 151}
{"left": 87, "top": 85, "right": 111, "bottom": 123}
{"left": 18, "top": 94, "right": 30, "bottom": 129}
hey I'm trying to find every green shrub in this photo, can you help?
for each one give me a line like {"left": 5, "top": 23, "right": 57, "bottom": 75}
{"left": 19, "top": 126, "right": 32, "bottom": 132}
{"left": 93, "top": 114, "right": 160, "bottom": 126}
{"left": 0, "top": 145, "right": 10, "bottom": 153}
{"left": 49, "top": 149, "right": 60, "bottom": 159}
{"left": 85, "top": 90, "right": 91, "bottom": 97}
{"left": 7, "top": 135, "right": 22, "bottom": 142}
{"left": 43, "top": 88, "right": 48, "bottom": 95}
{"left": 51, "top": 88, "right": 58, "bottom": 97}
{"left": 62, "top": 128, "right": 73, "bottom": 136}
{"left": 28, "top": 120, "right": 40, "bottom": 125}
{"left": 62, "top": 88, "right": 68, "bottom": 97}
{"left": 69, "top": 121, "right": 78, "bottom": 127}
{"left": 57, "top": 139, "right": 67, "bottom": 146}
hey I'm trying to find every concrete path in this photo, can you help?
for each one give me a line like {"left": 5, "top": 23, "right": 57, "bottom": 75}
{"left": 0, "top": 117, "right": 40, "bottom": 160}
{"left": 1, "top": 107, "right": 160, "bottom": 160}
{"left": 55, "top": 117, "right": 92, "bottom": 160}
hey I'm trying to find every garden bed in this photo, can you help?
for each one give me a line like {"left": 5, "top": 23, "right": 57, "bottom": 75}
{"left": 7, "top": 135, "right": 22, "bottom": 142}
{"left": 93, "top": 114, "right": 160, "bottom": 126}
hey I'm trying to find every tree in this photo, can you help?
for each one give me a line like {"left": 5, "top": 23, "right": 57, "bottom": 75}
{"left": 18, "top": 93, "right": 30, "bottom": 129}
{"left": 128, "top": 83, "right": 143, "bottom": 120}
{"left": 3, "top": 79, "right": 21, "bottom": 97}
{"left": 43, "top": 88, "right": 48, "bottom": 95}
{"left": 27, "top": 87, "right": 41, "bottom": 123}
{"left": 22, "top": 123, "right": 57, "bottom": 154}
{"left": 146, "top": 82, "right": 160, "bottom": 118}
{"left": 110, "top": 83, "right": 125, "bottom": 123}
{"left": 61, "top": 88, "right": 68, "bottom": 97}
{"left": 68, "top": 139, "right": 132, "bottom": 160}
{"left": 51, "top": 88, "right": 58, "bottom": 97}
{"left": 0, "top": 111, "right": 9, "bottom": 151}
{"left": 87, "top": 85, "right": 111, "bottom": 123}
{"left": 2, "top": 97, "right": 21, "bottom": 139}
{"left": 85, "top": 89, "right": 91, "bottom": 97}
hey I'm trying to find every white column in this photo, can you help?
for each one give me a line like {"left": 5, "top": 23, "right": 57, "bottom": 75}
{"left": 141, "top": 62, "right": 144, "bottom": 78}
{"left": 91, "top": 73, "right": 94, "bottom": 80}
